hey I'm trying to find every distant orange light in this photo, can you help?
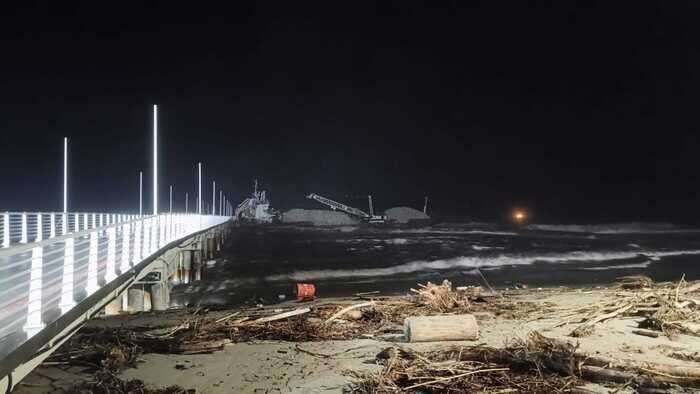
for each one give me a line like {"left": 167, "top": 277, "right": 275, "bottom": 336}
{"left": 513, "top": 210, "right": 527, "bottom": 223}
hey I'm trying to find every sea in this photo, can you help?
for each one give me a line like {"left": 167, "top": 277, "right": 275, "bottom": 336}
{"left": 171, "top": 222, "right": 700, "bottom": 308}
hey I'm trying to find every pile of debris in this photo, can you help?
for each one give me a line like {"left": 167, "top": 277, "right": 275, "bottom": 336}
{"left": 561, "top": 275, "right": 700, "bottom": 338}
{"left": 410, "top": 280, "right": 470, "bottom": 312}
{"left": 352, "top": 331, "right": 700, "bottom": 393}
{"left": 351, "top": 332, "right": 580, "bottom": 393}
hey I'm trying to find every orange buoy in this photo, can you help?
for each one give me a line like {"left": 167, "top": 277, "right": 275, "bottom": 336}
{"left": 295, "top": 283, "right": 316, "bottom": 301}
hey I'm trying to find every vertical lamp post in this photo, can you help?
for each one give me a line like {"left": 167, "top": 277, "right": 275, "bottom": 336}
{"left": 63, "top": 137, "right": 68, "bottom": 213}
{"left": 169, "top": 185, "right": 173, "bottom": 214}
{"left": 185, "top": 192, "right": 189, "bottom": 214}
{"left": 212, "top": 181, "right": 216, "bottom": 216}
{"left": 197, "top": 162, "right": 202, "bottom": 214}
{"left": 139, "top": 171, "right": 143, "bottom": 216}
{"left": 153, "top": 104, "right": 158, "bottom": 215}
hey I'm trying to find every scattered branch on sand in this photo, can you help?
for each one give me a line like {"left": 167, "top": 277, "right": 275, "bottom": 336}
{"left": 243, "top": 308, "right": 310, "bottom": 325}
{"left": 324, "top": 302, "right": 375, "bottom": 325}
{"left": 563, "top": 275, "right": 700, "bottom": 336}
{"left": 351, "top": 331, "right": 700, "bottom": 393}
{"left": 66, "top": 369, "right": 188, "bottom": 394}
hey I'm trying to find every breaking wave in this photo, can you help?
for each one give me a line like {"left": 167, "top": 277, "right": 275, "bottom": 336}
{"left": 265, "top": 249, "right": 700, "bottom": 282}
{"left": 580, "top": 261, "right": 652, "bottom": 271}
{"left": 527, "top": 222, "right": 696, "bottom": 234}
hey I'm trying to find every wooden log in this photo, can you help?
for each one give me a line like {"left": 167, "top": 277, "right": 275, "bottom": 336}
{"left": 632, "top": 329, "right": 660, "bottom": 338}
{"left": 242, "top": 308, "right": 310, "bottom": 325}
{"left": 404, "top": 314, "right": 479, "bottom": 342}
{"left": 324, "top": 301, "right": 375, "bottom": 325}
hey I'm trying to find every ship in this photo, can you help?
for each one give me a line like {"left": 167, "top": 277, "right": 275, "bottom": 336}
{"left": 234, "top": 180, "right": 278, "bottom": 223}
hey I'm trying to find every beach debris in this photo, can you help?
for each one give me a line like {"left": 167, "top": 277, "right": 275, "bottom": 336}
{"left": 411, "top": 280, "right": 470, "bottom": 312}
{"left": 351, "top": 332, "right": 581, "bottom": 393}
{"left": 617, "top": 275, "right": 653, "bottom": 289}
{"left": 244, "top": 307, "right": 311, "bottom": 325}
{"left": 564, "top": 275, "right": 700, "bottom": 336}
{"left": 346, "top": 310, "right": 363, "bottom": 320}
{"left": 404, "top": 314, "right": 479, "bottom": 342}
{"left": 353, "top": 331, "right": 700, "bottom": 392}
{"left": 68, "top": 370, "right": 190, "bottom": 394}
{"left": 295, "top": 282, "right": 316, "bottom": 301}
{"left": 456, "top": 285, "right": 483, "bottom": 298}
{"left": 632, "top": 329, "right": 660, "bottom": 338}
{"left": 324, "top": 301, "right": 375, "bottom": 325}
{"left": 569, "top": 324, "right": 595, "bottom": 338}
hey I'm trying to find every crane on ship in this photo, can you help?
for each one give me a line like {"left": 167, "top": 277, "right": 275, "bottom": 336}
{"left": 306, "top": 193, "right": 386, "bottom": 224}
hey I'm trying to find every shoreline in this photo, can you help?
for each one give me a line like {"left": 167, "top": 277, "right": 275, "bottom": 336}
{"left": 15, "top": 278, "right": 700, "bottom": 393}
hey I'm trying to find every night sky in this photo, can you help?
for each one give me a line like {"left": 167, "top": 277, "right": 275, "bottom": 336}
{"left": 2, "top": 1, "right": 700, "bottom": 223}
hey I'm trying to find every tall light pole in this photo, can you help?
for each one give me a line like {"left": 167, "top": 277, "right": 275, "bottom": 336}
{"left": 212, "top": 181, "right": 216, "bottom": 216}
{"left": 140, "top": 172, "right": 144, "bottom": 216}
{"left": 63, "top": 137, "right": 68, "bottom": 213}
{"left": 169, "top": 185, "right": 173, "bottom": 213}
{"left": 197, "top": 162, "right": 202, "bottom": 214}
{"left": 219, "top": 190, "right": 223, "bottom": 215}
{"left": 153, "top": 104, "right": 158, "bottom": 215}
{"left": 185, "top": 192, "right": 189, "bottom": 214}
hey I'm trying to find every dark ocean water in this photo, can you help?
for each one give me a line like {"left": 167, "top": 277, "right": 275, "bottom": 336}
{"left": 171, "top": 223, "right": 700, "bottom": 308}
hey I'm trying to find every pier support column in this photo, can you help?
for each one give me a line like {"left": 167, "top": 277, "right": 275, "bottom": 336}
{"left": 104, "top": 297, "right": 122, "bottom": 315}
{"left": 126, "top": 286, "right": 151, "bottom": 313}
{"left": 182, "top": 250, "right": 192, "bottom": 284}
{"left": 150, "top": 283, "right": 170, "bottom": 311}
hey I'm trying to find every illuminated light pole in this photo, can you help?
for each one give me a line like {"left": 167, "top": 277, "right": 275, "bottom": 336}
{"left": 212, "top": 181, "right": 216, "bottom": 216}
{"left": 153, "top": 104, "right": 158, "bottom": 215}
{"left": 197, "top": 163, "right": 202, "bottom": 214}
{"left": 169, "top": 185, "right": 173, "bottom": 214}
{"left": 63, "top": 137, "right": 68, "bottom": 213}
{"left": 219, "top": 190, "right": 223, "bottom": 215}
{"left": 185, "top": 192, "right": 189, "bottom": 214}
{"left": 139, "top": 171, "right": 143, "bottom": 216}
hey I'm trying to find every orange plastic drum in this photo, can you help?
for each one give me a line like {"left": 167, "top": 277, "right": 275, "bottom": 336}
{"left": 295, "top": 283, "right": 316, "bottom": 301}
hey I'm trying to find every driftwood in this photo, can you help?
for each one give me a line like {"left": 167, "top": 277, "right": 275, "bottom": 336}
{"left": 632, "top": 329, "right": 660, "bottom": 338}
{"left": 404, "top": 314, "right": 479, "bottom": 342}
{"left": 243, "top": 308, "right": 311, "bottom": 325}
{"left": 324, "top": 301, "right": 375, "bottom": 325}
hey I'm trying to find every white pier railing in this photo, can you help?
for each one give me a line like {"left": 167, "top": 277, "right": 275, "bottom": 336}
{"left": 0, "top": 212, "right": 229, "bottom": 358}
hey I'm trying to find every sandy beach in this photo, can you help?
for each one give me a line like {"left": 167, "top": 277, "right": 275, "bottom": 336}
{"left": 14, "top": 276, "right": 700, "bottom": 393}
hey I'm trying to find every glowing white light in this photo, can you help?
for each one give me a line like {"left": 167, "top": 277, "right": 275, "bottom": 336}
{"left": 198, "top": 162, "right": 202, "bottom": 214}
{"left": 63, "top": 137, "right": 68, "bottom": 213}
{"left": 139, "top": 171, "right": 143, "bottom": 216}
{"left": 153, "top": 104, "right": 158, "bottom": 215}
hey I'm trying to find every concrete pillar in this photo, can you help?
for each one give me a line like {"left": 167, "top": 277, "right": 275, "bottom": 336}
{"left": 182, "top": 250, "right": 192, "bottom": 284}
{"left": 104, "top": 296, "right": 122, "bottom": 315}
{"left": 126, "top": 287, "right": 151, "bottom": 313}
{"left": 150, "top": 283, "right": 170, "bottom": 311}
{"left": 207, "top": 237, "right": 214, "bottom": 259}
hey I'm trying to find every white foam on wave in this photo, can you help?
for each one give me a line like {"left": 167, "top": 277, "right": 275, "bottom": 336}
{"left": 472, "top": 245, "right": 504, "bottom": 251}
{"left": 580, "top": 261, "right": 651, "bottom": 271}
{"left": 528, "top": 223, "right": 698, "bottom": 234}
{"left": 390, "top": 229, "right": 518, "bottom": 236}
{"left": 385, "top": 238, "right": 409, "bottom": 245}
{"left": 265, "top": 249, "right": 700, "bottom": 282}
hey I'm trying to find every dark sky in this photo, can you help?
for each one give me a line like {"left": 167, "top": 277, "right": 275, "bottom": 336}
{"left": 1, "top": 1, "right": 700, "bottom": 223}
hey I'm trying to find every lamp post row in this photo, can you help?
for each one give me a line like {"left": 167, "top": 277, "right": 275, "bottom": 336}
{"left": 60, "top": 105, "right": 230, "bottom": 217}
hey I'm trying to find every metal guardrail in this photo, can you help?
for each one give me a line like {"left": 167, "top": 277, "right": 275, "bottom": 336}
{"left": 0, "top": 212, "right": 229, "bottom": 360}
{"left": 1, "top": 212, "right": 137, "bottom": 248}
